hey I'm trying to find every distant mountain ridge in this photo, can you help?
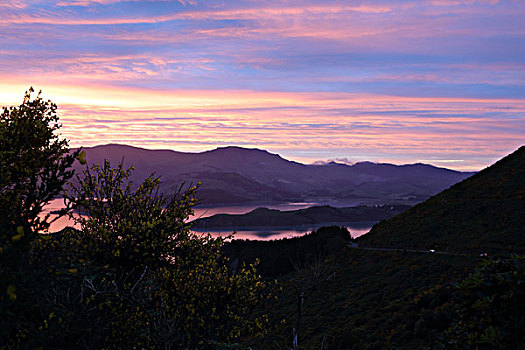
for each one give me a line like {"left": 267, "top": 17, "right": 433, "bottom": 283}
{"left": 73, "top": 144, "right": 474, "bottom": 205}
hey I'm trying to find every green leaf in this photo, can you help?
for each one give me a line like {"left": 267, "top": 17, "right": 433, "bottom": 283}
{"left": 77, "top": 150, "right": 87, "bottom": 165}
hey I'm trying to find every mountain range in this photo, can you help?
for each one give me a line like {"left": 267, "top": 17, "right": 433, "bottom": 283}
{"left": 73, "top": 144, "right": 474, "bottom": 206}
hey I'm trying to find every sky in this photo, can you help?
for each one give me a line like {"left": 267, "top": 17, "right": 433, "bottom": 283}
{"left": 0, "top": 0, "right": 524, "bottom": 171}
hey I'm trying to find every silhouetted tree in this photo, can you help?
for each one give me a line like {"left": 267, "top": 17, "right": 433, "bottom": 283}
{"left": 58, "top": 161, "right": 276, "bottom": 348}
{"left": 1, "top": 90, "right": 275, "bottom": 349}
{"left": 0, "top": 88, "right": 80, "bottom": 347}
{"left": 0, "top": 87, "right": 80, "bottom": 235}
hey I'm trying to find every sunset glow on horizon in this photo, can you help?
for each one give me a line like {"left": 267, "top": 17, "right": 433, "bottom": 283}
{"left": 1, "top": 0, "right": 524, "bottom": 171}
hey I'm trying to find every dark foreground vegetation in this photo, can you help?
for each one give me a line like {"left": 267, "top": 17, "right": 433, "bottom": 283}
{"left": 1, "top": 90, "right": 276, "bottom": 349}
{"left": 223, "top": 226, "right": 352, "bottom": 277}
{"left": 1, "top": 90, "right": 523, "bottom": 349}
{"left": 260, "top": 245, "right": 523, "bottom": 349}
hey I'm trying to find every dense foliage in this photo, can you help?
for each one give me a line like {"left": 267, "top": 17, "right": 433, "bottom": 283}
{"left": 444, "top": 255, "right": 525, "bottom": 349}
{"left": 254, "top": 245, "right": 478, "bottom": 349}
{"left": 0, "top": 89, "right": 80, "bottom": 348}
{"left": 0, "top": 91, "right": 275, "bottom": 349}
{"left": 0, "top": 87, "right": 80, "bottom": 235}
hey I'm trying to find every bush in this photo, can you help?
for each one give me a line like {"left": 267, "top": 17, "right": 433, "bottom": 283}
{"left": 1, "top": 90, "right": 275, "bottom": 349}
{"left": 444, "top": 255, "right": 525, "bottom": 349}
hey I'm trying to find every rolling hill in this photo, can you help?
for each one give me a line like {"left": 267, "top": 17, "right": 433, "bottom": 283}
{"left": 359, "top": 146, "right": 525, "bottom": 255}
{"left": 192, "top": 204, "right": 411, "bottom": 229}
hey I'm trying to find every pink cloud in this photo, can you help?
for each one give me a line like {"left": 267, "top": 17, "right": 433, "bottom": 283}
{"left": 0, "top": 4, "right": 392, "bottom": 25}
{"left": 56, "top": 0, "right": 173, "bottom": 6}
{"left": 0, "top": 1, "right": 522, "bottom": 171}
{"left": 431, "top": 0, "right": 500, "bottom": 5}
{"left": 0, "top": 0, "right": 26, "bottom": 9}
{"left": 3, "top": 80, "right": 522, "bottom": 171}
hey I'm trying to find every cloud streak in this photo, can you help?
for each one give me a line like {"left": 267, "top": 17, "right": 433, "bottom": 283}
{"left": 0, "top": 0, "right": 523, "bottom": 170}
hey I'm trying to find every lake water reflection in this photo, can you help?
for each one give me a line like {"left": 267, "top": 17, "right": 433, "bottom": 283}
{"left": 41, "top": 199, "right": 372, "bottom": 240}
{"left": 191, "top": 222, "right": 372, "bottom": 241}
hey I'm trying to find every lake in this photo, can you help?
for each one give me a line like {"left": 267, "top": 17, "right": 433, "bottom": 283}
{"left": 40, "top": 199, "right": 373, "bottom": 240}
{"left": 191, "top": 222, "right": 373, "bottom": 240}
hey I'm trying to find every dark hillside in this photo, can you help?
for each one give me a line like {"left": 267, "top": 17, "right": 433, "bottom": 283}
{"left": 259, "top": 247, "right": 479, "bottom": 349}
{"left": 222, "top": 226, "right": 480, "bottom": 348}
{"left": 247, "top": 147, "right": 524, "bottom": 349}
{"left": 360, "top": 146, "right": 525, "bottom": 255}
{"left": 223, "top": 226, "right": 351, "bottom": 276}
{"left": 193, "top": 204, "right": 411, "bottom": 229}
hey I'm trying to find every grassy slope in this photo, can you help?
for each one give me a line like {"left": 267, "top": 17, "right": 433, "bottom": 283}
{"left": 359, "top": 146, "right": 525, "bottom": 255}
{"left": 259, "top": 249, "right": 479, "bottom": 349}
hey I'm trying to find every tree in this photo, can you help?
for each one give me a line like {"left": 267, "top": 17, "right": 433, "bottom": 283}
{"left": 1, "top": 90, "right": 274, "bottom": 349}
{"left": 0, "top": 87, "right": 80, "bottom": 235}
{"left": 67, "top": 160, "right": 196, "bottom": 272}
{"left": 0, "top": 88, "right": 80, "bottom": 347}
{"left": 55, "top": 161, "right": 276, "bottom": 349}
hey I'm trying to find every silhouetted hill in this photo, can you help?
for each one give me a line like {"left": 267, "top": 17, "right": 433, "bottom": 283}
{"left": 360, "top": 146, "right": 525, "bottom": 255}
{"left": 73, "top": 144, "right": 474, "bottom": 205}
{"left": 192, "top": 204, "right": 411, "bottom": 229}
{"left": 223, "top": 226, "right": 352, "bottom": 276}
